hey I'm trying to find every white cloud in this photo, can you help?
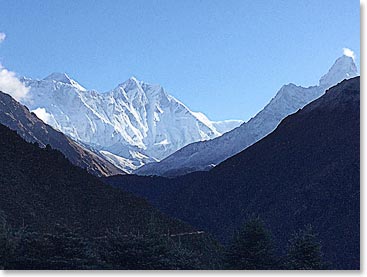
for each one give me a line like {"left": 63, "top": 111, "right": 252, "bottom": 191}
{"left": 343, "top": 48, "right": 355, "bottom": 60}
{"left": 0, "top": 33, "right": 30, "bottom": 102}
{"left": 0, "top": 64, "right": 30, "bottom": 102}
{"left": 31, "top": 107, "right": 52, "bottom": 124}
{"left": 0, "top": 32, "right": 6, "bottom": 43}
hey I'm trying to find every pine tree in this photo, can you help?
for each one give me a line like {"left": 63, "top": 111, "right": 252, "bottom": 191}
{"left": 224, "top": 216, "right": 277, "bottom": 269}
{"left": 285, "top": 225, "right": 327, "bottom": 270}
{"left": 0, "top": 210, "right": 21, "bottom": 269}
{"left": 98, "top": 228, "right": 168, "bottom": 269}
{"left": 0, "top": 211, "right": 8, "bottom": 269}
{"left": 12, "top": 223, "right": 95, "bottom": 269}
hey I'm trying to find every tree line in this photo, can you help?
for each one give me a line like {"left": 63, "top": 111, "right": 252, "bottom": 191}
{"left": 0, "top": 211, "right": 328, "bottom": 270}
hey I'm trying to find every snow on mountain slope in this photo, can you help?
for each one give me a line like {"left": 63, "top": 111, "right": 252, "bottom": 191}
{"left": 211, "top": 119, "right": 244, "bottom": 134}
{"left": 136, "top": 54, "right": 358, "bottom": 176}
{"left": 319, "top": 54, "right": 358, "bottom": 88}
{"left": 192, "top": 112, "right": 244, "bottom": 134}
{"left": 20, "top": 74, "right": 239, "bottom": 172}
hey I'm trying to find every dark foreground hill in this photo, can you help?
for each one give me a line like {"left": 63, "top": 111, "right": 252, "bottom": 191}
{"left": 106, "top": 77, "right": 360, "bottom": 269}
{"left": 0, "top": 123, "right": 193, "bottom": 237}
{"left": 0, "top": 91, "right": 123, "bottom": 176}
{"left": 0, "top": 122, "right": 225, "bottom": 269}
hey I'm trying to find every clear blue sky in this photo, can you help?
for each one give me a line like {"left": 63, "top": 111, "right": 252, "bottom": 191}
{"left": 0, "top": 0, "right": 359, "bottom": 121}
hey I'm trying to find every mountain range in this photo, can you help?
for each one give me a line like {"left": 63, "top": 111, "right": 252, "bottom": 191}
{"left": 137, "top": 54, "right": 358, "bottom": 176}
{"left": 19, "top": 75, "right": 242, "bottom": 173}
{"left": 15, "top": 54, "right": 357, "bottom": 177}
{"left": 106, "top": 76, "right": 360, "bottom": 269}
{"left": 0, "top": 52, "right": 360, "bottom": 269}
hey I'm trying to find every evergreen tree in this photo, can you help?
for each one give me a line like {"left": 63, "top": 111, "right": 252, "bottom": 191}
{"left": 12, "top": 224, "right": 95, "bottom": 269}
{"left": 285, "top": 225, "right": 327, "bottom": 270}
{"left": 98, "top": 229, "right": 170, "bottom": 270}
{"left": 0, "top": 210, "right": 21, "bottom": 269}
{"left": 224, "top": 216, "right": 277, "bottom": 269}
{"left": 0, "top": 211, "right": 9, "bottom": 269}
{"left": 164, "top": 236, "right": 205, "bottom": 269}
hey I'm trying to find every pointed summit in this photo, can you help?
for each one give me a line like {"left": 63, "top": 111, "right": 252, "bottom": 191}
{"left": 44, "top": 72, "right": 72, "bottom": 83}
{"left": 44, "top": 72, "right": 86, "bottom": 91}
{"left": 128, "top": 76, "right": 139, "bottom": 83}
{"left": 319, "top": 52, "right": 358, "bottom": 89}
{"left": 114, "top": 76, "right": 142, "bottom": 91}
{"left": 117, "top": 76, "right": 164, "bottom": 97}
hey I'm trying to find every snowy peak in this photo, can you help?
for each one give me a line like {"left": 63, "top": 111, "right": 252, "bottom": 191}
{"left": 44, "top": 72, "right": 72, "bottom": 82}
{"left": 44, "top": 72, "right": 86, "bottom": 91}
{"left": 21, "top": 74, "right": 242, "bottom": 172}
{"left": 319, "top": 54, "right": 358, "bottom": 88}
{"left": 116, "top": 77, "right": 167, "bottom": 99}
{"left": 118, "top": 76, "right": 141, "bottom": 90}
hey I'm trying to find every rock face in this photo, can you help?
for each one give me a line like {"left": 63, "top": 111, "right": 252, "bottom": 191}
{"left": 0, "top": 91, "right": 123, "bottom": 176}
{"left": 106, "top": 77, "right": 360, "bottom": 269}
{"left": 20, "top": 74, "right": 242, "bottom": 173}
{"left": 137, "top": 54, "right": 358, "bottom": 176}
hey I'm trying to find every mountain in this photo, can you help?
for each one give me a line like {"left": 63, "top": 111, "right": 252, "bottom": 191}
{"left": 0, "top": 90, "right": 123, "bottom": 176}
{"left": 137, "top": 54, "right": 358, "bottom": 176}
{"left": 106, "top": 77, "right": 360, "bottom": 269}
{"left": 43, "top": 72, "right": 87, "bottom": 91}
{"left": 20, "top": 74, "right": 242, "bottom": 173}
{"left": 0, "top": 122, "right": 195, "bottom": 236}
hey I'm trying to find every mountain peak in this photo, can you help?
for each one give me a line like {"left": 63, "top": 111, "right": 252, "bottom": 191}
{"left": 44, "top": 72, "right": 86, "bottom": 91}
{"left": 115, "top": 76, "right": 142, "bottom": 91}
{"left": 128, "top": 76, "right": 139, "bottom": 83}
{"left": 117, "top": 77, "right": 164, "bottom": 97}
{"left": 319, "top": 54, "right": 358, "bottom": 88}
{"left": 44, "top": 72, "right": 71, "bottom": 82}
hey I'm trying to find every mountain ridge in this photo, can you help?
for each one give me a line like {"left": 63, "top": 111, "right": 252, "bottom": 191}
{"left": 0, "top": 90, "right": 123, "bottom": 176}
{"left": 137, "top": 54, "right": 358, "bottom": 176}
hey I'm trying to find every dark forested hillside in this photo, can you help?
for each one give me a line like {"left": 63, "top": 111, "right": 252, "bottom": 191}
{"left": 106, "top": 77, "right": 360, "bottom": 269}
{"left": 0, "top": 122, "right": 225, "bottom": 269}
{"left": 0, "top": 123, "right": 193, "bottom": 236}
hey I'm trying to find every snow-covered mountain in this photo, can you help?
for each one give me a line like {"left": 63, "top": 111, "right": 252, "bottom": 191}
{"left": 136, "top": 54, "right": 358, "bottom": 176}
{"left": 20, "top": 75, "right": 242, "bottom": 172}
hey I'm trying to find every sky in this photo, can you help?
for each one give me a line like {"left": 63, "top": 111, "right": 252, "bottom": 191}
{"left": 0, "top": 0, "right": 360, "bottom": 121}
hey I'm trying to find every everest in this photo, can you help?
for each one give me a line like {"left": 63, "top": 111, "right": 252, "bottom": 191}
{"left": 20, "top": 75, "right": 243, "bottom": 172}
{"left": 136, "top": 54, "right": 358, "bottom": 176}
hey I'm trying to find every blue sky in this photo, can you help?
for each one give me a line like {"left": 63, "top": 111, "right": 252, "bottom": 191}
{"left": 0, "top": 0, "right": 360, "bottom": 121}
